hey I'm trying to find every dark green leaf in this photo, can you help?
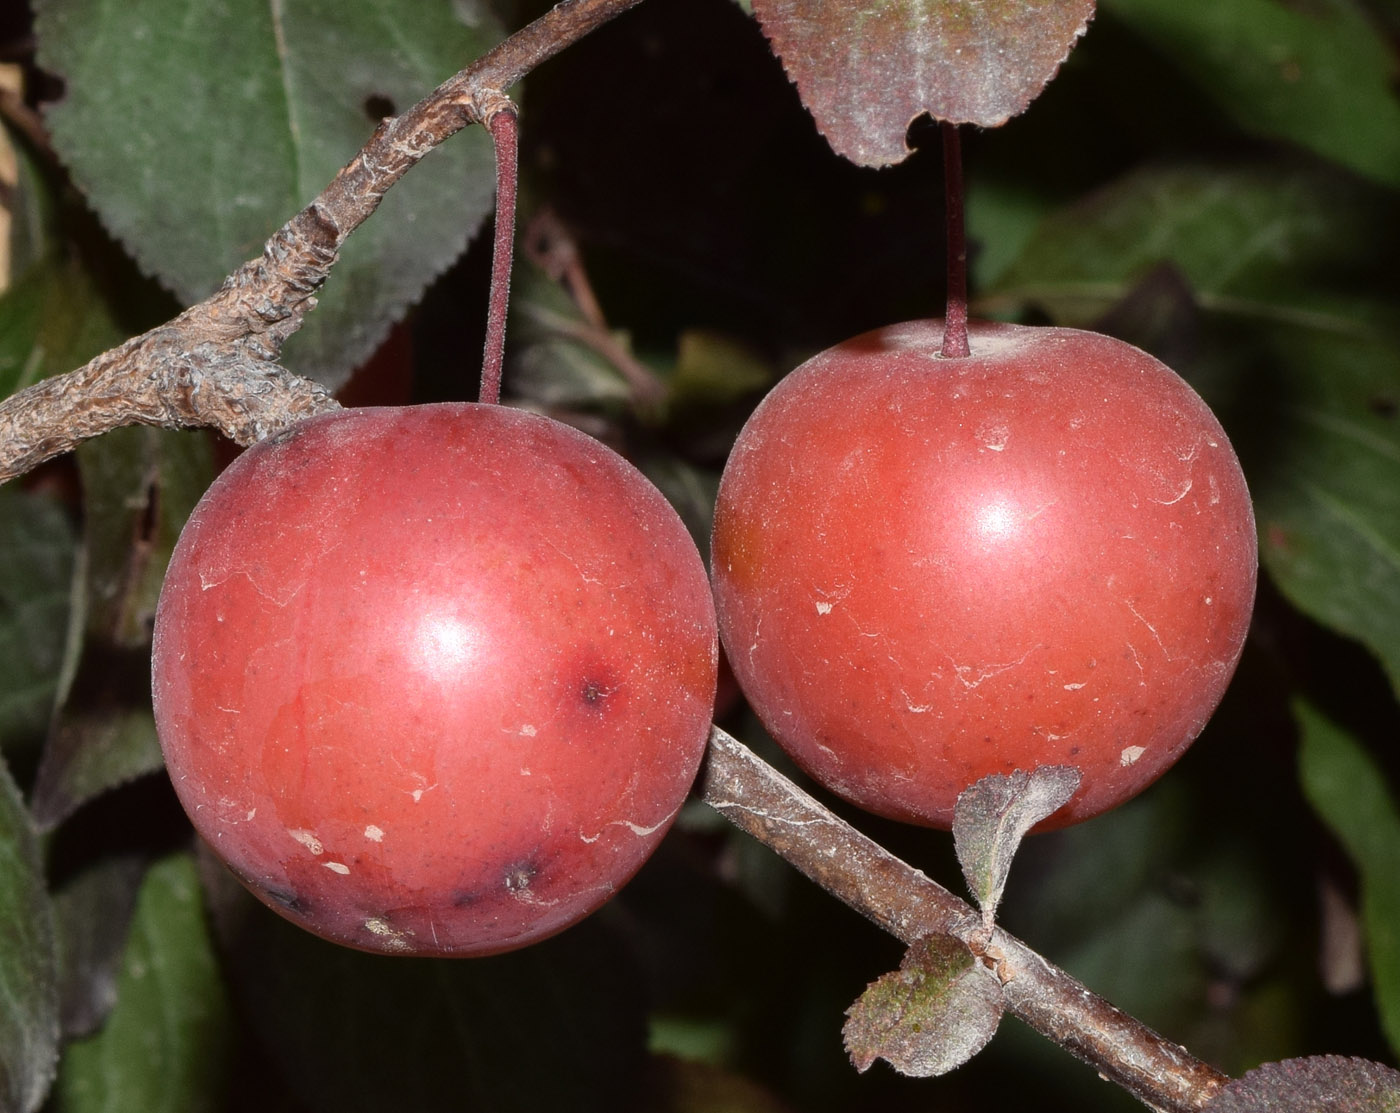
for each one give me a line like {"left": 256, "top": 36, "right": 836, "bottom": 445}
{"left": 842, "top": 933, "right": 1003, "bottom": 1077}
{"left": 51, "top": 855, "right": 234, "bottom": 1113}
{"left": 1103, "top": 0, "right": 1400, "bottom": 188}
{"left": 750, "top": 0, "right": 1095, "bottom": 163}
{"left": 33, "top": 0, "right": 504, "bottom": 387}
{"left": 32, "top": 428, "right": 213, "bottom": 829}
{"left": 953, "top": 766, "right": 1081, "bottom": 927}
{"left": 988, "top": 164, "right": 1392, "bottom": 333}
{"left": 0, "top": 489, "right": 75, "bottom": 761}
{"left": 0, "top": 759, "right": 59, "bottom": 1113}
{"left": 1201, "top": 1055, "right": 1400, "bottom": 1113}
{"left": 50, "top": 855, "right": 148, "bottom": 1039}
{"left": 1296, "top": 700, "right": 1400, "bottom": 1058}
{"left": 0, "top": 257, "right": 126, "bottom": 400}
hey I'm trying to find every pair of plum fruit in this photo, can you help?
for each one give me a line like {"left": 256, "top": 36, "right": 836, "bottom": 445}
{"left": 151, "top": 318, "right": 1258, "bottom": 957}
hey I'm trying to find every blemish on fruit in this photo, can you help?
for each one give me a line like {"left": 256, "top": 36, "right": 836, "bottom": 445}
{"left": 324, "top": 861, "right": 351, "bottom": 874}
{"left": 364, "top": 824, "right": 384, "bottom": 842}
{"left": 504, "top": 861, "right": 538, "bottom": 895}
{"left": 289, "top": 828, "right": 324, "bottom": 855}
{"left": 1120, "top": 746, "right": 1146, "bottom": 767}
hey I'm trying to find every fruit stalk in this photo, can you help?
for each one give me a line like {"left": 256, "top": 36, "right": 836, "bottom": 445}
{"left": 940, "top": 121, "right": 970, "bottom": 359}
{"left": 700, "top": 726, "right": 1230, "bottom": 1112}
{"left": 480, "top": 103, "right": 519, "bottom": 406}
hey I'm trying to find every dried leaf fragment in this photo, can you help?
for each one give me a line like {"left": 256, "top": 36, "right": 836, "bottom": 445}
{"left": 750, "top": 0, "right": 1096, "bottom": 166}
{"left": 842, "top": 934, "right": 1004, "bottom": 1077}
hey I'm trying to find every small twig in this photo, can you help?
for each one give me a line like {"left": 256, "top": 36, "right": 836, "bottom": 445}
{"left": 700, "top": 726, "right": 1230, "bottom": 1113}
{"left": 0, "top": 0, "right": 650, "bottom": 482}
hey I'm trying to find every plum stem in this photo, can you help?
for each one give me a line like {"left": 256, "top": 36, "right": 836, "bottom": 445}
{"left": 479, "top": 101, "right": 520, "bottom": 406}
{"left": 940, "top": 121, "right": 970, "bottom": 360}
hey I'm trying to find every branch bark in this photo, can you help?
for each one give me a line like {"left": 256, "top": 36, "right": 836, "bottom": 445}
{"left": 700, "top": 726, "right": 1231, "bottom": 1113}
{"left": 0, "top": 0, "right": 648, "bottom": 482}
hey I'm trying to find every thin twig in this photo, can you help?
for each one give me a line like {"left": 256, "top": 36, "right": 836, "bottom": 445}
{"left": 0, "top": 0, "right": 649, "bottom": 482}
{"left": 700, "top": 726, "right": 1230, "bottom": 1113}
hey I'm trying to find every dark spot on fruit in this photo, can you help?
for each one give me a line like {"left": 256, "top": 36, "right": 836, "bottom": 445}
{"left": 363, "top": 93, "right": 396, "bottom": 120}
{"left": 263, "top": 885, "right": 308, "bottom": 913}
{"left": 581, "top": 679, "right": 609, "bottom": 706}
{"left": 1369, "top": 394, "right": 1398, "bottom": 418}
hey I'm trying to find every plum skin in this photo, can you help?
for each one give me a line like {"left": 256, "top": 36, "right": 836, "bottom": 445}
{"left": 711, "top": 319, "right": 1257, "bottom": 830}
{"left": 152, "top": 403, "right": 718, "bottom": 956}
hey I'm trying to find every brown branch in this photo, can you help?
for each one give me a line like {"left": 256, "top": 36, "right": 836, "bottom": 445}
{"left": 700, "top": 726, "right": 1231, "bottom": 1113}
{"left": 0, "top": 0, "right": 649, "bottom": 482}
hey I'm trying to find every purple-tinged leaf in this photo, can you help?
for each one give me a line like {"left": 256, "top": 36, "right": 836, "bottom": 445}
{"left": 750, "top": 0, "right": 1096, "bottom": 166}
{"left": 842, "top": 934, "right": 1004, "bottom": 1077}
{"left": 1202, "top": 1055, "right": 1400, "bottom": 1113}
{"left": 954, "top": 766, "right": 1081, "bottom": 927}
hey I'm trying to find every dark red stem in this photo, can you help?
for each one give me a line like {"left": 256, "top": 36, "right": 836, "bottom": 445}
{"left": 940, "top": 121, "right": 970, "bottom": 359}
{"left": 479, "top": 106, "right": 519, "bottom": 406}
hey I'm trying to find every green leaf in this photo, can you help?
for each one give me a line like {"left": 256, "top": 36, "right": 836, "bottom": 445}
{"left": 1103, "top": 0, "right": 1400, "bottom": 188}
{"left": 0, "top": 257, "right": 127, "bottom": 400}
{"left": 0, "top": 489, "right": 76, "bottom": 760}
{"left": 51, "top": 855, "right": 234, "bottom": 1113}
{"left": 33, "top": 0, "right": 505, "bottom": 387}
{"left": 988, "top": 163, "right": 1392, "bottom": 333}
{"left": 1247, "top": 327, "right": 1400, "bottom": 698}
{"left": 31, "top": 428, "right": 213, "bottom": 829}
{"left": 1296, "top": 700, "right": 1400, "bottom": 1059}
{"left": 51, "top": 855, "right": 148, "bottom": 1039}
{"left": 0, "top": 759, "right": 59, "bottom": 1113}
{"left": 842, "top": 933, "right": 1004, "bottom": 1077}
{"left": 750, "top": 0, "right": 1095, "bottom": 163}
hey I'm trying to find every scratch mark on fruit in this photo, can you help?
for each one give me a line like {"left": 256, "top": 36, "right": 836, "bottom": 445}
{"left": 1063, "top": 681, "right": 1086, "bottom": 691}
{"left": 1124, "top": 601, "right": 1170, "bottom": 659}
{"left": 324, "top": 861, "right": 350, "bottom": 874}
{"left": 948, "top": 647, "right": 1035, "bottom": 689}
{"left": 580, "top": 809, "right": 676, "bottom": 843}
{"left": 289, "top": 829, "right": 324, "bottom": 855}
{"left": 1120, "top": 746, "right": 1146, "bottom": 767}
{"left": 364, "top": 824, "right": 384, "bottom": 842}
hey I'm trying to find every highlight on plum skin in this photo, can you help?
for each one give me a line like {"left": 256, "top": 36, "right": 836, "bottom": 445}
{"left": 152, "top": 403, "right": 718, "bottom": 957}
{"left": 710, "top": 318, "right": 1258, "bottom": 831}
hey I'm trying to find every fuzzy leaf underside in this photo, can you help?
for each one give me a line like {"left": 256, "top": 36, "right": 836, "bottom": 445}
{"left": 842, "top": 934, "right": 1004, "bottom": 1077}
{"left": 750, "top": 0, "right": 1095, "bottom": 166}
{"left": 1202, "top": 1055, "right": 1400, "bottom": 1112}
{"left": 954, "top": 766, "right": 1082, "bottom": 923}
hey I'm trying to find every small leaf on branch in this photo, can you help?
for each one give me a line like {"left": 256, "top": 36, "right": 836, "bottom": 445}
{"left": 749, "top": 0, "right": 1096, "bottom": 166}
{"left": 953, "top": 765, "right": 1081, "bottom": 927}
{"left": 1201, "top": 1055, "right": 1400, "bottom": 1113}
{"left": 842, "top": 934, "right": 1004, "bottom": 1077}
